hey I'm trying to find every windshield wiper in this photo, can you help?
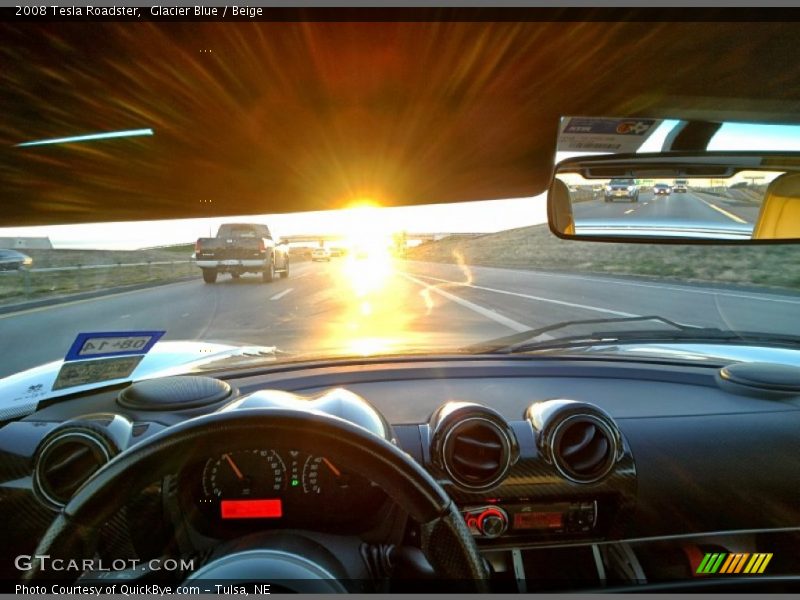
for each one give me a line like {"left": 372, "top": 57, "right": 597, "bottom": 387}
{"left": 467, "top": 315, "right": 800, "bottom": 355}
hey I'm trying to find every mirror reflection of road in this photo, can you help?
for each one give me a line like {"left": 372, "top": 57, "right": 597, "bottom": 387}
{"left": 572, "top": 190, "right": 761, "bottom": 227}
{"left": 2, "top": 252, "right": 800, "bottom": 379}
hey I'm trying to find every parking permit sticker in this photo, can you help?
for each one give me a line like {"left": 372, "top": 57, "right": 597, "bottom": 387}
{"left": 558, "top": 117, "right": 662, "bottom": 153}
{"left": 64, "top": 330, "right": 165, "bottom": 362}
{"left": 53, "top": 355, "right": 144, "bottom": 391}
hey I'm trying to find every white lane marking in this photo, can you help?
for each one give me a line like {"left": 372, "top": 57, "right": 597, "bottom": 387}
{"left": 695, "top": 195, "right": 748, "bottom": 224}
{"left": 119, "top": 314, "right": 130, "bottom": 319}
{"left": 181, "top": 313, "right": 190, "bottom": 318}
{"left": 624, "top": 209, "right": 635, "bottom": 214}
{"left": 291, "top": 272, "right": 309, "bottom": 279}
{"left": 401, "top": 273, "right": 530, "bottom": 332}
{"left": 643, "top": 202, "right": 649, "bottom": 206}
{"left": 494, "top": 268, "right": 800, "bottom": 306}
{"left": 269, "top": 288, "right": 294, "bottom": 301}
{"left": 0, "top": 280, "right": 198, "bottom": 320}
{"left": 404, "top": 261, "right": 800, "bottom": 307}
{"left": 406, "top": 273, "right": 640, "bottom": 318}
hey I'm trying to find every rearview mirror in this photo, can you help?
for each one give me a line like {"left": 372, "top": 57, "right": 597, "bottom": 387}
{"left": 548, "top": 152, "right": 800, "bottom": 242}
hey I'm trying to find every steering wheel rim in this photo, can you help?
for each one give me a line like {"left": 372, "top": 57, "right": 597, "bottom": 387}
{"left": 24, "top": 408, "right": 488, "bottom": 587}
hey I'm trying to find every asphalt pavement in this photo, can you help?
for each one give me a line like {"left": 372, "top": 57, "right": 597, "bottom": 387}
{"left": 1, "top": 257, "right": 799, "bottom": 379}
{"left": 572, "top": 190, "right": 761, "bottom": 226}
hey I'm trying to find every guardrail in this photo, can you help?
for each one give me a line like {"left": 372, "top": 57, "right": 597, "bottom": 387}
{"left": 4, "top": 260, "right": 194, "bottom": 273}
{"left": 0, "top": 260, "right": 197, "bottom": 301}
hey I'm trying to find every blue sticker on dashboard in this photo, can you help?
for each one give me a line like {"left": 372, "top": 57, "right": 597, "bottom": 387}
{"left": 64, "top": 331, "right": 165, "bottom": 362}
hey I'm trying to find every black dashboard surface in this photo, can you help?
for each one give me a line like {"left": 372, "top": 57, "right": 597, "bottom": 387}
{"left": 272, "top": 358, "right": 800, "bottom": 538}
{"left": 22, "top": 357, "right": 800, "bottom": 423}
{"left": 298, "top": 372, "right": 799, "bottom": 422}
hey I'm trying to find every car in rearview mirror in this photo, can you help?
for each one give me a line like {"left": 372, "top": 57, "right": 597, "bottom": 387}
{"left": 548, "top": 152, "right": 800, "bottom": 243}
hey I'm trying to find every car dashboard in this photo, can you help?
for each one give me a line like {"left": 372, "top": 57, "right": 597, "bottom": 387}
{"left": 2, "top": 354, "right": 800, "bottom": 591}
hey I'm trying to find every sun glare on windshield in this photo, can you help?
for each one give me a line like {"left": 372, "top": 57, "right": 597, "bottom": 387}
{"left": 340, "top": 203, "right": 395, "bottom": 295}
{"left": 323, "top": 202, "right": 418, "bottom": 356}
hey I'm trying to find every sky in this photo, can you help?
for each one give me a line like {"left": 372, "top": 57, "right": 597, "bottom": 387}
{"left": 0, "top": 195, "right": 550, "bottom": 249}
{"left": 2, "top": 120, "right": 798, "bottom": 249}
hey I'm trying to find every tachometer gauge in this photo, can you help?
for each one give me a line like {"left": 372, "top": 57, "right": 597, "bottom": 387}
{"left": 202, "top": 449, "right": 285, "bottom": 498}
{"left": 301, "top": 455, "right": 345, "bottom": 494}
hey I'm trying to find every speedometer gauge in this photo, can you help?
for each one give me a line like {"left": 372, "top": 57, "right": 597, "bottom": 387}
{"left": 202, "top": 449, "right": 285, "bottom": 498}
{"left": 301, "top": 455, "right": 344, "bottom": 494}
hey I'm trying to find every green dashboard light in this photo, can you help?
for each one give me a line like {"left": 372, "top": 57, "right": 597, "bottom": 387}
{"left": 291, "top": 480, "right": 299, "bottom": 487}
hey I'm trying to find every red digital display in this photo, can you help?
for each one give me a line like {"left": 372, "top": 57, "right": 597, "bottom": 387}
{"left": 513, "top": 511, "right": 563, "bottom": 530}
{"left": 220, "top": 499, "right": 283, "bottom": 520}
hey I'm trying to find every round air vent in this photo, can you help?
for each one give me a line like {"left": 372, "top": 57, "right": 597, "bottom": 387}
{"left": 443, "top": 418, "right": 511, "bottom": 489}
{"left": 527, "top": 399, "right": 621, "bottom": 485}
{"left": 33, "top": 414, "right": 131, "bottom": 509}
{"left": 34, "top": 431, "right": 112, "bottom": 509}
{"left": 551, "top": 415, "right": 616, "bottom": 484}
{"left": 430, "top": 402, "right": 518, "bottom": 492}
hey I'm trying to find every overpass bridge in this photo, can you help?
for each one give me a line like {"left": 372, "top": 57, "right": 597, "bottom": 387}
{"left": 280, "top": 232, "right": 483, "bottom": 247}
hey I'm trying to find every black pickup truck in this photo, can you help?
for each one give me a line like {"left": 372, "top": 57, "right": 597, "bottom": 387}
{"left": 194, "top": 223, "right": 290, "bottom": 283}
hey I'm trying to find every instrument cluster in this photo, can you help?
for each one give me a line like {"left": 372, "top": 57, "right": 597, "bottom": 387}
{"left": 180, "top": 447, "right": 388, "bottom": 536}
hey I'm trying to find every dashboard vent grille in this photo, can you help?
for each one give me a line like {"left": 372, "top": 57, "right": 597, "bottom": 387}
{"left": 34, "top": 432, "right": 111, "bottom": 508}
{"left": 552, "top": 416, "right": 615, "bottom": 483}
{"left": 443, "top": 418, "right": 510, "bottom": 490}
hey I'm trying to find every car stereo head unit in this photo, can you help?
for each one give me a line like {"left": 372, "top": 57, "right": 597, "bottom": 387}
{"left": 462, "top": 501, "right": 597, "bottom": 539}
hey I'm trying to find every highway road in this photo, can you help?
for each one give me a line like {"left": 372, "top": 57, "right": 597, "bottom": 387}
{"left": 1, "top": 256, "right": 799, "bottom": 379}
{"left": 572, "top": 189, "right": 760, "bottom": 227}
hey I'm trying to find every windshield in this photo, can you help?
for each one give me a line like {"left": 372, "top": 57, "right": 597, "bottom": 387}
{"left": 2, "top": 24, "right": 800, "bottom": 386}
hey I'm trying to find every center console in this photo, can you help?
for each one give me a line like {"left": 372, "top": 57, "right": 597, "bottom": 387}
{"left": 394, "top": 398, "right": 638, "bottom": 550}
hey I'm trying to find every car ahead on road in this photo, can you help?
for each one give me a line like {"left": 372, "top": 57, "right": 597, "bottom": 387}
{"left": 0, "top": 249, "right": 32, "bottom": 270}
{"left": 604, "top": 178, "right": 640, "bottom": 202}
{"left": 673, "top": 179, "right": 689, "bottom": 193}
{"left": 194, "top": 223, "right": 289, "bottom": 283}
{"left": 312, "top": 247, "right": 332, "bottom": 262}
{"left": 653, "top": 183, "right": 672, "bottom": 196}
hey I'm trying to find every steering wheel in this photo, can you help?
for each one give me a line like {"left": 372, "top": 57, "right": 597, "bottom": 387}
{"left": 23, "top": 408, "right": 488, "bottom": 590}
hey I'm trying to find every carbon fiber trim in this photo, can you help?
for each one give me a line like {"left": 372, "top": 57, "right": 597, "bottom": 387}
{"left": 419, "top": 403, "right": 638, "bottom": 543}
{"left": 420, "top": 504, "right": 490, "bottom": 589}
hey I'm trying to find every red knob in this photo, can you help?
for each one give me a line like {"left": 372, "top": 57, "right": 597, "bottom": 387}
{"left": 478, "top": 507, "right": 507, "bottom": 538}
